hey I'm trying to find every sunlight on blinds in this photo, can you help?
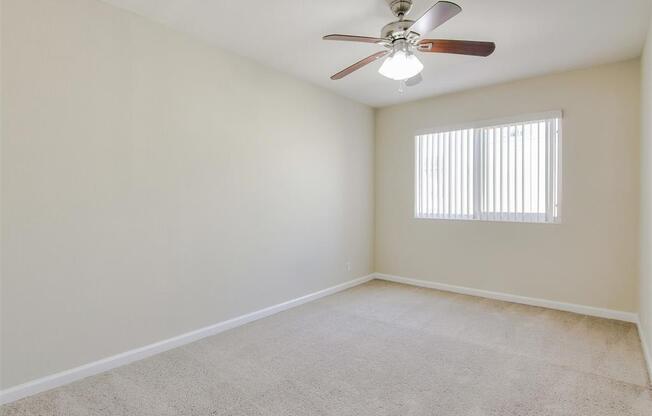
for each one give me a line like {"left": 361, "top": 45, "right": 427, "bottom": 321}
{"left": 415, "top": 129, "right": 474, "bottom": 219}
{"left": 415, "top": 114, "right": 561, "bottom": 223}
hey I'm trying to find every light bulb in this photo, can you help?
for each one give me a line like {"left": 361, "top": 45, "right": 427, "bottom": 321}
{"left": 378, "top": 41, "right": 423, "bottom": 81}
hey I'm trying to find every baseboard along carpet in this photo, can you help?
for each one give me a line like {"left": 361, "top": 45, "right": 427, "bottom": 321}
{"left": 2, "top": 280, "right": 651, "bottom": 415}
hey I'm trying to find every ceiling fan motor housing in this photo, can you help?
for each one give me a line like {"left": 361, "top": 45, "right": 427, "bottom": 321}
{"left": 381, "top": 20, "right": 417, "bottom": 42}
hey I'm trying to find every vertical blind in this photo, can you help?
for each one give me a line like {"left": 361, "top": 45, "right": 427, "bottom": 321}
{"left": 415, "top": 113, "right": 561, "bottom": 223}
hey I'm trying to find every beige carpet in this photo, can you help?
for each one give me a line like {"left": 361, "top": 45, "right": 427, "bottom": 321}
{"left": 2, "top": 280, "right": 651, "bottom": 415}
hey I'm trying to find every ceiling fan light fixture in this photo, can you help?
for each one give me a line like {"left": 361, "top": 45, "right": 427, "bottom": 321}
{"left": 378, "top": 41, "right": 423, "bottom": 81}
{"left": 323, "top": 1, "right": 494, "bottom": 83}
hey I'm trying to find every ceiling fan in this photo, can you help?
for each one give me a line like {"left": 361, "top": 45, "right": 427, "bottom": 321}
{"left": 323, "top": 0, "right": 495, "bottom": 87}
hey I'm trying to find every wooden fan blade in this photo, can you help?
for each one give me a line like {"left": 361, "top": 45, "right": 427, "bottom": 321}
{"left": 330, "top": 51, "right": 389, "bottom": 80}
{"left": 409, "top": 1, "right": 462, "bottom": 36}
{"left": 418, "top": 39, "right": 496, "bottom": 56}
{"left": 323, "top": 34, "right": 385, "bottom": 44}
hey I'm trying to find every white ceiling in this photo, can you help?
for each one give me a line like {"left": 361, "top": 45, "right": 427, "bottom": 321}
{"left": 102, "top": 0, "right": 651, "bottom": 107}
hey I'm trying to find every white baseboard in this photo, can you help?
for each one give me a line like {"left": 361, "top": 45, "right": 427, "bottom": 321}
{"left": 374, "top": 273, "right": 638, "bottom": 323}
{"left": 2, "top": 272, "right": 645, "bottom": 405}
{"left": 637, "top": 320, "right": 652, "bottom": 383}
{"left": 0, "top": 274, "right": 374, "bottom": 406}
{"left": 375, "top": 273, "right": 650, "bottom": 382}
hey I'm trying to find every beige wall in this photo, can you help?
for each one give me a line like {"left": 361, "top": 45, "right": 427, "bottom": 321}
{"left": 0, "top": 0, "right": 374, "bottom": 389}
{"left": 640, "top": 18, "right": 652, "bottom": 365}
{"left": 375, "top": 60, "right": 641, "bottom": 313}
{"left": 1, "top": 0, "right": 647, "bottom": 395}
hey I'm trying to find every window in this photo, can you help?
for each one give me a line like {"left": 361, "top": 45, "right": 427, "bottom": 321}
{"left": 415, "top": 112, "right": 561, "bottom": 223}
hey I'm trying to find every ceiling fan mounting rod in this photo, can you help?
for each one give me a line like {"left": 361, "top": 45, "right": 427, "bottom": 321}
{"left": 387, "top": 0, "right": 413, "bottom": 19}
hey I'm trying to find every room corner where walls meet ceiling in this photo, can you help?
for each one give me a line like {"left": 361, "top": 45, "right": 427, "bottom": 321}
{"left": 101, "top": 0, "right": 652, "bottom": 107}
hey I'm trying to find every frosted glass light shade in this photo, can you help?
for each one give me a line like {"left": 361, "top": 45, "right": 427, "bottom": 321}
{"left": 378, "top": 49, "right": 423, "bottom": 81}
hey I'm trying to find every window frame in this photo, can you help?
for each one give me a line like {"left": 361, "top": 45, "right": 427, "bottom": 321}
{"left": 414, "top": 111, "right": 563, "bottom": 224}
